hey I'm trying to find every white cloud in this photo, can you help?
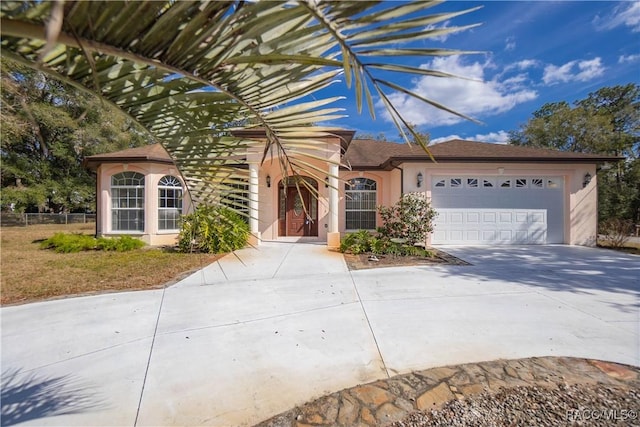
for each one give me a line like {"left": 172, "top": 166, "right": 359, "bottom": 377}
{"left": 593, "top": 2, "right": 640, "bottom": 32}
{"left": 472, "top": 130, "right": 510, "bottom": 144}
{"left": 431, "top": 135, "right": 463, "bottom": 144}
{"left": 542, "top": 58, "right": 605, "bottom": 85}
{"left": 619, "top": 53, "right": 640, "bottom": 63}
{"left": 505, "top": 36, "right": 516, "bottom": 51}
{"left": 514, "top": 59, "right": 538, "bottom": 70}
{"left": 379, "top": 56, "right": 538, "bottom": 127}
{"left": 432, "top": 131, "right": 510, "bottom": 145}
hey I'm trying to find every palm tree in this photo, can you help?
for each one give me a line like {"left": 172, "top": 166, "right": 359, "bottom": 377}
{"left": 1, "top": 0, "right": 479, "bottom": 210}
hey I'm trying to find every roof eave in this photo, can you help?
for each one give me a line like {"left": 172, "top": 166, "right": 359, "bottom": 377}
{"left": 83, "top": 156, "right": 175, "bottom": 171}
{"left": 381, "top": 155, "right": 623, "bottom": 166}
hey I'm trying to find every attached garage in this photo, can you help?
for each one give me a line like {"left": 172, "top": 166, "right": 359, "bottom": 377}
{"left": 431, "top": 175, "right": 565, "bottom": 244}
{"left": 344, "top": 139, "right": 620, "bottom": 247}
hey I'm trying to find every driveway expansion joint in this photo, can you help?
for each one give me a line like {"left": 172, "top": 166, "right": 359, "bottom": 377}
{"left": 133, "top": 285, "right": 167, "bottom": 427}
{"left": 348, "top": 270, "right": 390, "bottom": 380}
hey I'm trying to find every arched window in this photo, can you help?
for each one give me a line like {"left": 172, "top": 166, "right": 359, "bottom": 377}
{"left": 158, "top": 175, "right": 183, "bottom": 231}
{"left": 345, "top": 178, "right": 377, "bottom": 230}
{"left": 111, "top": 172, "right": 145, "bottom": 232}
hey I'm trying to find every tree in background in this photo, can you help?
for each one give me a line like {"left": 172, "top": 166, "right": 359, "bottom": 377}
{"left": 1, "top": 60, "right": 151, "bottom": 213}
{"left": 509, "top": 84, "right": 640, "bottom": 223}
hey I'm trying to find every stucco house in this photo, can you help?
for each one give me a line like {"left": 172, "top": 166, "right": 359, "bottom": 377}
{"left": 84, "top": 129, "right": 617, "bottom": 248}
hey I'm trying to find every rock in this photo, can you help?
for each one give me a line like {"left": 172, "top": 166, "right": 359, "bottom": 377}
{"left": 297, "top": 395, "right": 338, "bottom": 424}
{"left": 377, "top": 403, "right": 407, "bottom": 423}
{"left": 337, "top": 394, "right": 359, "bottom": 426}
{"left": 350, "top": 384, "right": 394, "bottom": 407}
{"left": 590, "top": 360, "right": 638, "bottom": 381}
{"left": 504, "top": 365, "right": 519, "bottom": 378}
{"left": 360, "top": 407, "right": 376, "bottom": 425}
{"left": 461, "top": 383, "right": 485, "bottom": 396}
{"left": 416, "top": 382, "right": 455, "bottom": 410}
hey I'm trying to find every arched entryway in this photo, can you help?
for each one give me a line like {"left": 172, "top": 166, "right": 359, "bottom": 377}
{"left": 278, "top": 177, "right": 318, "bottom": 237}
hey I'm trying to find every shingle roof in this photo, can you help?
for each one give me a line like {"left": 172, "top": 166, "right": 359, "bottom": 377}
{"left": 83, "top": 144, "right": 173, "bottom": 170}
{"left": 344, "top": 139, "right": 622, "bottom": 170}
{"left": 84, "top": 138, "right": 621, "bottom": 171}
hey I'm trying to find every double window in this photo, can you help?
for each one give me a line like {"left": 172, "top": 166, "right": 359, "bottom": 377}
{"left": 111, "top": 172, "right": 145, "bottom": 232}
{"left": 345, "top": 178, "right": 377, "bottom": 230}
{"left": 158, "top": 175, "right": 183, "bottom": 231}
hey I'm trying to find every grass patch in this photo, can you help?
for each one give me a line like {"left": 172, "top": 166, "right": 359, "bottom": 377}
{"left": 1, "top": 223, "right": 220, "bottom": 305}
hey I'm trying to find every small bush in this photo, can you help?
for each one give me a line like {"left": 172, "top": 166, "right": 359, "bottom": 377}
{"left": 178, "top": 205, "right": 249, "bottom": 253}
{"left": 40, "top": 233, "right": 97, "bottom": 253}
{"left": 97, "top": 235, "right": 145, "bottom": 252}
{"left": 340, "top": 230, "right": 375, "bottom": 254}
{"left": 378, "top": 192, "right": 437, "bottom": 246}
{"left": 599, "top": 218, "right": 634, "bottom": 248}
{"left": 41, "top": 233, "right": 145, "bottom": 253}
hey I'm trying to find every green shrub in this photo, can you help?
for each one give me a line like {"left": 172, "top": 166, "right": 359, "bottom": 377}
{"left": 41, "top": 233, "right": 145, "bottom": 253}
{"left": 378, "top": 192, "right": 437, "bottom": 246}
{"left": 340, "top": 195, "right": 439, "bottom": 258}
{"left": 339, "top": 229, "right": 375, "bottom": 254}
{"left": 40, "top": 233, "right": 97, "bottom": 253}
{"left": 178, "top": 205, "right": 249, "bottom": 253}
{"left": 97, "top": 235, "right": 145, "bottom": 252}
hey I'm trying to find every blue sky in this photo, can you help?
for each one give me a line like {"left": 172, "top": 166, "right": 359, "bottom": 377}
{"left": 330, "top": 1, "right": 639, "bottom": 143}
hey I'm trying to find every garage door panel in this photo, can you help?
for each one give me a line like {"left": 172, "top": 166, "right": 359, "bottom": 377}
{"left": 466, "top": 230, "right": 480, "bottom": 240}
{"left": 530, "top": 212, "right": 545, "bottom": 224}
{"left": 483, "top": 212, "right": 496, "bottom": 223}
{"left": 499, "top": 212, "right": 512, "bottom": 223}
{"left": 450, "top": 212, "right": 463, "bottom": 224}
{"left": 451, "top": 230, "right": 464, "bottom": 240}
{"left": 432, "top": 209, "right": 548, "bottom": 245}
{"left": 466, "top": 212, "right": 480, "bottom": 223}
{"left": 482, "top": 230, "right": 497, "bottom": 242}
{"left": 515, "top": 230, "right": 528, "bottom": 242}
{"left": 499, "top": 230, "right": 513, "bottom": 241}
{"left": 515, "top": 212, "right": 528, "bottom": 223}
{"left": 431, "top": 174, "right": 564, "bottom": 245}
{"left": 433, "top": 230, "right": 446, "bottom": 241}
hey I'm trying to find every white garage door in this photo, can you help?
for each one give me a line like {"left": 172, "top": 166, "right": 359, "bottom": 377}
{"left": 431, "top": 176, "right": 564, "bottom": 245}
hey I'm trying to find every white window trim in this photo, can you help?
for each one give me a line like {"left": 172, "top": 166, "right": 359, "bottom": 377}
{"left": 158, "top": 175, "right": 184, "bottom": 232}
{"left": 111, "top": 172, "right": 145, "bottom": 233}
{"left": 345, "top": 178, "right": 377, "bottom": 231}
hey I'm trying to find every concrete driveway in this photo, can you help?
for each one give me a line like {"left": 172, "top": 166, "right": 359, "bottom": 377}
{"left": 1, "top": 243, "right": 638, "bottom": 426}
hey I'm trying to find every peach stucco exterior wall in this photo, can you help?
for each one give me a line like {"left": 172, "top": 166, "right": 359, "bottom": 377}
{"left": 402, "top": 162, "right": 598, "bottom": 246}
{"left": 246, "top": 137, "right": 344, "bottom": 241}
{"left": 96, "top": 162, "right": 192, "bottom": 246}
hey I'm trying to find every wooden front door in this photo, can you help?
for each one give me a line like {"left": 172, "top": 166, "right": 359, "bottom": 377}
{"left": 286, "top": 186, "right": 310, "bottom": 236}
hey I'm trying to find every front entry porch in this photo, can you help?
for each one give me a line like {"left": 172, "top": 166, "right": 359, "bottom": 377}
{"left": 278, "top": 178, "right": 318, "bottom": 238}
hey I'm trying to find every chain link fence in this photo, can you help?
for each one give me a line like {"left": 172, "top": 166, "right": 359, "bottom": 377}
{"left": 1, "top": 213, "right": 96, "bottom": 227}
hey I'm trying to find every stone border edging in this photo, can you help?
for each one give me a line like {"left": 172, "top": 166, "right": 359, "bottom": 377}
{"left": 254, "top": 357, "right": 639, "bottom": 427}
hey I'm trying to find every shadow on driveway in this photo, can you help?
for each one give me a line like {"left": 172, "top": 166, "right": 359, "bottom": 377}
{"left": 1, "top": 369, "right": 105, "bottom": 427}
{"left": 430, "top": 245, "right": 639, "bottom": 302}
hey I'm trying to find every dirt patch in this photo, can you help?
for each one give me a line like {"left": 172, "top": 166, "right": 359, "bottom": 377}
{"left": 343, "top": 248, "right": 469, "bottom": 270}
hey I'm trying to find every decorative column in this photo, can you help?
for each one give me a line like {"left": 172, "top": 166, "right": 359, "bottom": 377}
{"left": 327, "top": 162, "right": 340, "bottom": 250}
{"left": 248, "top": 162, "right": 261, "bottom": 245}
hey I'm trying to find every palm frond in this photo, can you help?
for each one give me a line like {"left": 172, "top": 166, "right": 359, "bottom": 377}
{"left": 1, "top": 0, "right": 479, "bottom": 211}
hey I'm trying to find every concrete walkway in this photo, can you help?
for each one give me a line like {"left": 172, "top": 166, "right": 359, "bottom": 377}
{"left": 1, "top": 243, "right": 638, "bottom": 426}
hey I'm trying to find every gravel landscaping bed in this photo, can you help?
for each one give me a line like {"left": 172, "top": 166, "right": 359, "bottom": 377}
{"left": 391, "top": 383, "right": 640, "bottom": 427}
